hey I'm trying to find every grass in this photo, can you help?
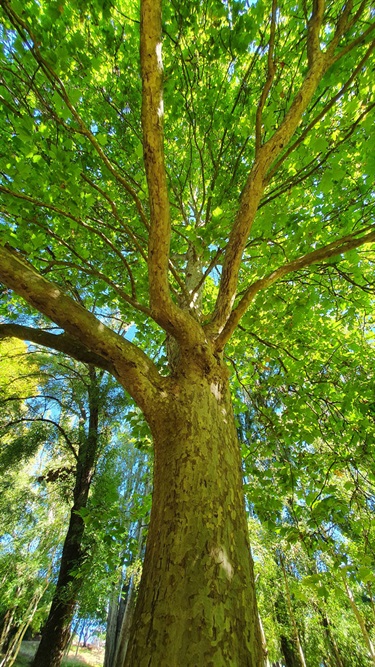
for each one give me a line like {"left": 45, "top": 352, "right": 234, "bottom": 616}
{"left": 12, "top": 641, "right": 104, "bottom": 667}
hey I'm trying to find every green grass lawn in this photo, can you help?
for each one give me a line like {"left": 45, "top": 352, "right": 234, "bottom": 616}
{"left": 12, "top": 641, "right": 104, "bottom": 667}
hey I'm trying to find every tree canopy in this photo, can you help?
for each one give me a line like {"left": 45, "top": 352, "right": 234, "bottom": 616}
{"left": 0, "top": 0, "right": 374, "bottom": 379}
{"left": 0, "top": 0, "right": 374, "bottom": 664}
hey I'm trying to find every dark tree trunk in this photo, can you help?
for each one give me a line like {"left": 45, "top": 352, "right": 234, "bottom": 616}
{"left": 280, "top": 635, "right": 305, "bottom": 667}
{"left": 275, "top": 594, "right": 304, "bottom": 667}
{"left": 31, "top": 368, "right": 100, "bottom": 667}
{"left": 318, "top": 608, "right": 346, "bottom": 667}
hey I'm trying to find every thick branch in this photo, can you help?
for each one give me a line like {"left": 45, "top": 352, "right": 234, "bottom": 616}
{"left": 215, "top": 225, "right": 375, "bottom": 350}
{"left": 207, "top": 48, "right": 328, "bottom": 335}
{"left": 255, "top": 0, "right": 277, "bottom": 154}
{"left": 0, "top": 324, "right": 114, "bottom": 373}
{"left": 207, "top": 3, "right": 371, "bottom": 337}
{"left": 140, "top": 0, "right": 171, "bottom": 316}
{"left": 0, "top": 244, "right": 165, "bottom": 412}
{"left": 307, "top": 0, "right": 325, "bottom": 67}
{"left": 266, "top": 41, "right": 375, "bottom": 181}
{"left": 140, "top": 0, "right": 207, "bottom": 349}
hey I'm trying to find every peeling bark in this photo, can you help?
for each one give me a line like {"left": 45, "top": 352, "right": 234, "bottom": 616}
{"left": 125, "top": 361, "right": 262, "bottom": 666}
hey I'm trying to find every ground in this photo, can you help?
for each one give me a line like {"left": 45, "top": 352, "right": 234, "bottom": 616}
{"left": 13, "top": 641, "right": 104, "bottom": 666}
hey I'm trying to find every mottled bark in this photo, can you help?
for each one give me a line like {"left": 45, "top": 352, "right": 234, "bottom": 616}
{"left": 125, "top": 364, "right": 262, "bottom": 666}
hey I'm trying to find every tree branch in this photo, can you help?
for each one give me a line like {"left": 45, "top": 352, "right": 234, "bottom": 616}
{"left": 1, "top": 0, "right": 149, "bottom": 228}
{"left": 0, "top": 244, "right": 165, "bottom": 412}
{"left": 3, "top": 416, "right": 78, "bottom": 460}
{"left": 331, "top": 22, "right": 375, "bottom": 65}
{"left": 307, "top": 0, "right": 325, "bottom": 67}
{"left": 214, "top": 224, "right": 375, "bottom": 350}
{"left": 0, "top": 185, "right": 137, "bottom": 274}
{"left": 206, "top": 4, "right": 372, "bottom": 337}
{"left": 207, "top": 49, "right": 329, "bottom": 335}
{"left": 255, "top": 0, "right": 277, "bottom": 154}
{"left": 140, "top": 0, "right": 206, "bottom": 349}
{"left": 266, "top": 41, "right": 375, "bottom": 181}
{"left": 0, "top": 324, "right": 114, "bottom": 373}
{"left": 40, "top": 259, "right": 152, "bottom": 317}
{"left": 140, "top": 0, "right": 171, "bottom": 316}
{"left": 79, "top": 173, "right": 149, "bottom": 261}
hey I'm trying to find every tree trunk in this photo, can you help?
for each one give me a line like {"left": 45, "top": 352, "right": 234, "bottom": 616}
{"left": 114, "top": 572, "right": 137, "bottom": 667}
{"left": 280, "top": 556, "right": 307, "bottom": 667}
{"left": 124, "top": 366, "right": 262, "bottom": 665}
{"left": 113, "top": 523, "right": 145, "bottom": 667}
{"left": 316, "top": 606, "right": 345, "bottom": 667}
{"left": 0, "top": 582, "right": 48, "bottom": 667}
{"left": 274, "top": 592, "right": 303, "bottom": 667}
{"left": 103, "top": 580, "right": 123, "bottom": 667}
{"left": 280, "top": 635, "right": 304, "bottom": 667}
{"left": 0, "top": 609, "right": 16, "bottom": 654}
{"left": 29, "top": 506, "right": 85, "bottom": 666}
{"left": 63, "top": 619, "right": 79, "bottom": 657}
{"left": 258, "top": 612, "right": 271, "bottom": 667}
{"left": 343, "top": 578, "right": 375, "bottom": 665}
{"left": 31, "top": 368, "right": 100, "bottom": 667}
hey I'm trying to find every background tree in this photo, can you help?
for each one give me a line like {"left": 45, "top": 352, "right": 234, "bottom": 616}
{"left": 0, "top": 460, "right": 66, "bottom": 667}
{"left": 0, "top": 0, "right": 374, "bottom": 663}
{"left": 0, "top": 343, "right": 69, "bottom": 666}
{"left": 0, "top": 342, "right": 138, "bottom": 666}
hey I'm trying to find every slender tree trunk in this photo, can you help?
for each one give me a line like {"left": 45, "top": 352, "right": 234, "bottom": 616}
{"left": 0, "top": 582, "right": 48, "bottom": 667}
{"left": 114, "top": 572, "right": 137, "bottom": 667}
{"left": 343, "top": 578, "right": 375, "bottom": 665}
{"left": 103, "top": 580, "right": 122, "bottom": 667}
{"left": 258, "top": 612, "right": 271, "bottom": 667}
{"left": 367, "top": 584, "right": 375, "bottom": 625}
{"left": 0, "top": 609, "right": 16, "bottom": 654}
{"left": 63, "top": 620, "right": 79, "bottom": 657}
{"left": 30, "top": 507, "right": 84, "bottom": 666}
{"left": 0, "top": 588, "right": 22, "bottom": 653}
{"left": 274, "top": 593, "right": 303, "bottom": 667}
{"left": 280, "top": 556, "right": 307, "bottom": 667}
{"left": 113, "top": 524, "right": 145, "bottom": 667}
{"left": 316, "top": 606, "right": 345, "bottom": 667}
{"left": 124, "top": 366, "right": 262, "bottom": 665}
{"left": 31, "top": 368, "right": 100, "bottom": 667}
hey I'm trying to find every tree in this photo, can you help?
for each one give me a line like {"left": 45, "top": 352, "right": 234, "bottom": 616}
{"left": 0, "top": 0, "right": 374, "bottom": 663}
{"left": 0, "top": 343, "right": 133, "bottom": 665}
{"left": 30, "top": 363, "right": 106, "bottom": 666}
{"left": 0, "top": 344, "right": 69, "bottom": 667}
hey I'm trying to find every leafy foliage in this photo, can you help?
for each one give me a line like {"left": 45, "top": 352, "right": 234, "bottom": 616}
{"left": 0, "top": 0, "right": 374, "bottom": 662}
